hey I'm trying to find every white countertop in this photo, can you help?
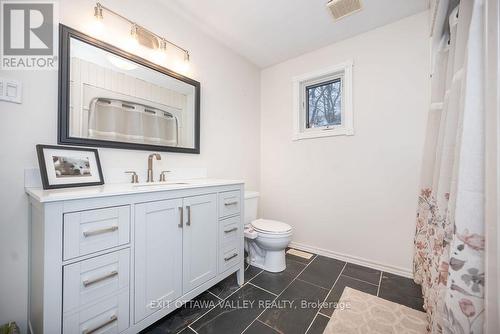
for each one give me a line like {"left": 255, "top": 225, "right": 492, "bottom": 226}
{"left": 26, "top": 178, "right": 244, "bottom": 203}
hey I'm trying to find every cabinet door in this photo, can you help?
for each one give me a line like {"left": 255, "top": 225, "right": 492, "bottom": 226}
{"left": 134, "top": 199, "right": 183, "bottom": 322}
{"left": 183, "top": 194, "right": 218, "bottom": 293}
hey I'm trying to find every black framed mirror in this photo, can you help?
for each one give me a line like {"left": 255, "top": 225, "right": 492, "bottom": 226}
{"left": 58, "top": 24, "right": 200, "bottom": 153}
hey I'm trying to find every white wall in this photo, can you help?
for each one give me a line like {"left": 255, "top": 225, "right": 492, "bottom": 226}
{"left": 0, "top": 0, "right": 260, "bottom": 330}
{"left": 260, "top": 12, "right": 429, "bottom": 275}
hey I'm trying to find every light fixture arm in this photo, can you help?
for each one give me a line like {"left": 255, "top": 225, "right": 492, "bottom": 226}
{"left": 93, "top": 2, "right": 190, "bottom": 60}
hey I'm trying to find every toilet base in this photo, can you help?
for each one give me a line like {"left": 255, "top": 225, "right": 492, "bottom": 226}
{"left": 246, "top": 249, "right": 286, "bottom": 273}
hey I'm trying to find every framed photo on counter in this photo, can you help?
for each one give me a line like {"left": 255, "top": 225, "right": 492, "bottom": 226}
{"left": 36, "top": 145, "right": 104, "bottom": 190}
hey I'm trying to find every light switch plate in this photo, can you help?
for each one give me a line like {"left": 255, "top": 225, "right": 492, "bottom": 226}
{"left": 0, "top": 78, "right": 22, "bottom": 104}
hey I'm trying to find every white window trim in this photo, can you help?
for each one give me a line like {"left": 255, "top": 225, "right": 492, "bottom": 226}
{"left": 292, "top": 60, "right": 354, "bottom": 141}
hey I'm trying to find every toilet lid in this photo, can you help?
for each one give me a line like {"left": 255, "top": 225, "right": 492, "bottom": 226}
{"left": 251, "top": 219, "right": 292, "bottom": 234}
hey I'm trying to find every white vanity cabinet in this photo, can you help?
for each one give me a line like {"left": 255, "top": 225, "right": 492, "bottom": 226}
{"left": 181, "top": 194, "right": 218, "bottom": 293}
{"left": 26, "top": 180, "right": 244, "bottom": 334}
{"left": 134, "top": 198, "right": 183, "bottom": 322}
{"left": 134, "top": 194, "right": 218, "bottom": 323}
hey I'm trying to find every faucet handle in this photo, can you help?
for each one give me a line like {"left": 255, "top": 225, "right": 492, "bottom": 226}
{"left": 125, "top": 171, "right": 139, "bottom": 184}
{"left": 159, "top": 170, "right": 171, "bottom": 182}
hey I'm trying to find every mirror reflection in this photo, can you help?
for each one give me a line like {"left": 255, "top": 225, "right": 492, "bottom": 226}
{"left": 67, "top": 37, "right": 197, "bottom": 150}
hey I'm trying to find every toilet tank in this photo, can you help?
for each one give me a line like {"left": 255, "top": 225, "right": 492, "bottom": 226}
{"left": 244, "top": 191, "right": 260, "bottom": 224}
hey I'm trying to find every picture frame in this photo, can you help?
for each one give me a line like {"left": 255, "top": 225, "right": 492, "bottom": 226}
{"left": 36, "top": 145, "right": 104, "bottom": 190}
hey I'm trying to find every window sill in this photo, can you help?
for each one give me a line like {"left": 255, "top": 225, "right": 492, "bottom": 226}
{"left": 292, "top": 128, "right": 354, "bottom": 141}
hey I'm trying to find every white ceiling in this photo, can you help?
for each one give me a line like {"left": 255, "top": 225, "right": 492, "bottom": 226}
{"left": 161, "top": 0, "right": 428, "bottom": 68}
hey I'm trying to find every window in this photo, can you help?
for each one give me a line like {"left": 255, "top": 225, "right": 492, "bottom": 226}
{"left": 306, "top": 78, "right": 342, "bottom": 128}
{"left": 293, "top": 61, "right": 353, "bottom": 140}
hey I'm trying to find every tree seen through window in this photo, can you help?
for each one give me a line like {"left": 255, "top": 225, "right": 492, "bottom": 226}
{"left": 306, "top": 78, "right": 342, "bottom": 128}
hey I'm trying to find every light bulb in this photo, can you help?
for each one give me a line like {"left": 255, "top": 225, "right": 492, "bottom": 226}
{"left": 151, "top": 39, "right": 167, "bottom": 64}
{"left": 125, "top": 24, "right": 139, "bottom": 50}
{"left": 89, "top": 19, "right": 104, "bottom": 36}
{"left": 174, "top": 61, "right": 189, "bottom": 74}
{"left": 174, "top": 52, "right": 190, "bottom": 74}
{"left": 125, "top": 36, "right": 139, "bottom": 50}
{"left": 89, "top": 3, "right": 104, "bottom": 36}
{"left": 150, "top": 51, "right": 166, "bottom": 65}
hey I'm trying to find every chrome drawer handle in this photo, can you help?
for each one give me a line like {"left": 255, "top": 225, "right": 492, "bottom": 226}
{"left": 224, "top": 227, "right": 238, "bottom": 234}
{"left": 186, "top": 205, "right": 191, "bottom": 226}
{"left": 83, "top": 270, "right": 118, "bottom": 287}
{"left": 224, "top": 253, "right": 238, "bottom": 262}
{"left": 82, "top": 314, "right": 117, "bottom": 334}
{"left": 224, "top": 201, "right": 238, "bottom": 206}
{"left": 178, "top": 207, "right": 183, "bottom": 228}
{"left": 83, "top": 226, "right": 118, "bottom": 238}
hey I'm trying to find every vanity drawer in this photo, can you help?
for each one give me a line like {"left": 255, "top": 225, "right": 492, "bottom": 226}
{"left": 63, "top": 289, "right": 129, "bottom": 334}
{"left": 63, "top": 206, "right": 130, "bottom": 260}
{"left": 218, "top": 191, "right": 241, "bottom": 218}
{"left": 219, "top": 243, "right": 241, "bottom": 273}
{"left": 219, "top": 216, "right": 240, "bottom": 246}
{"left": 63, "top": 249, "right": 130, "bottom": 313}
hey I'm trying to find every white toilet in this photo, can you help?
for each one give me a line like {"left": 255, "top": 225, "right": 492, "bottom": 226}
{"left": 244, "top": 191, "right": 293, "bottom": 272}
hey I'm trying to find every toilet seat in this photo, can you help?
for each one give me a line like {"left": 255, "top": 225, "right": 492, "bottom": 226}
{"left": 251, "top": 219, "right": 292, "bottom": 235}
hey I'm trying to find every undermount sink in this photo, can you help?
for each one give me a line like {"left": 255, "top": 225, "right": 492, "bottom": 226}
{"left": 133, "top": 181, "right": 190, "bottom": 187}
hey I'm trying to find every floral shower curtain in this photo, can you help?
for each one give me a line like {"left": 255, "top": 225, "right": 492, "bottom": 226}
{"left": 413, "top": 0, "right": 485, "bottom": 333}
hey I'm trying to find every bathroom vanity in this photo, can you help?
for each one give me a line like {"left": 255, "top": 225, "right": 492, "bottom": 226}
{"left": 26, "top": 179, "right": 244, "bottom": 334}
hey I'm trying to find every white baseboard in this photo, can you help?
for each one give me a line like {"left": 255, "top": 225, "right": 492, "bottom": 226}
{"left": 289, "top": 241, "right": 414, "bottom": 279}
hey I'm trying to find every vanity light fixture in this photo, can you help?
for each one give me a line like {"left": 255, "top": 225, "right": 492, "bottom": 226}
{"left": 173, "top": 51, "right": 191, "bottom": 74}
{"left": 127, "top": 23, "right": 140, "bottom": 49}
{"left": 182, "top": 51, "right": 191, "bottom": 71}
{"left": 159, "top": 38, "right": 167, "bottom": 52}
{"left": 91, "top": 2, "right": 104, "bottom": 35}
{"left": 94, "top": 3, "right": 103, "bottom": 21}
{"left": 151, "top": 38, "right": 168, "bottom": 64}
{"left": 92, "top": 2, "right": 190, "bottom": 70}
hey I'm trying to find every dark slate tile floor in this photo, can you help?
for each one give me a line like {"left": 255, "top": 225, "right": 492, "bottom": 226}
{"left": 142, "top": 250, "right": 424, "bottom": 334}
{"left": 143, "top": 291, "right": 221, "bottom": 334}
{"left": 306, "top": 314, "right": 330, "bottom": 334}
{"left": 259, "top": 278, "right": 329, "bottom": 334}
{"left": 378, "top": 272, "right": 425, "bottom": 311}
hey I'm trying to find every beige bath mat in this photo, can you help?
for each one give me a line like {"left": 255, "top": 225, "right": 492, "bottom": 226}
{"left": 323, "top": 287, "right": 427, "bottom": 334}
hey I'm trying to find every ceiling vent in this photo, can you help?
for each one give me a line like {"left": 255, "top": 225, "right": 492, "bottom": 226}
{"left": 327, "top": 0, "right": 363, "bottom": 21}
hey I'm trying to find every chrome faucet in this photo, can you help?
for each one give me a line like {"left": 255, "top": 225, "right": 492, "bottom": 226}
{"left": 147, "top": 153, "right": 161, "bottom": 182}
